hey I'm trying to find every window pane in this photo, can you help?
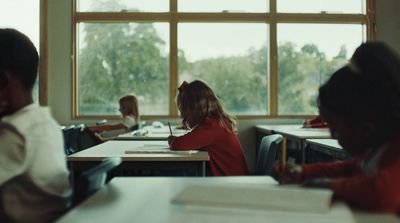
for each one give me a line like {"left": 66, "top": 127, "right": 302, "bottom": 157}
{"left": 277, "top": 0, "right": 366, "bottom": 14}
{"left": 277, "top": 24, "right": 365, "bottom": 115}
{"left": 0, "top": 0, "right": 40, "bottom": 103}
{"left": 77, "top": 0, "right": 169, "bottom": 12}
{"left": 178, "top": 23, "right": 269, "bottom": 115}
{"left": 77, "top": 23, "right": 169, "bottom": 115}
{"left": 178, "top": 0, "right": 269, "bottom": 13}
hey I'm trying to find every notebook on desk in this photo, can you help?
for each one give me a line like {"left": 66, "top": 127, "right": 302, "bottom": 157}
{"left": 170, "top": 183, "right": 355, "bottom": 223}
{"left": 172, "top": 183, "right": 333, "bottom": 213}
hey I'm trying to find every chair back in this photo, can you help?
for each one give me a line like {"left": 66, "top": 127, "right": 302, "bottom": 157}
{"left": 129, "top": 124, "right": 140, "bottom": 131}
{"left": 62, "top": 125, "right": 75, "bottom": 155}
{"left": 72, "top": 157, "right": 122, "bottom": 205}
{"left": 68, "top": 125, "right": 84, "bottom": 154}
{"left": 79, "top": 128, "right": 103, "bottom": 150}
{"left": 255, "top": 134, "right": 283, "bottom": 175}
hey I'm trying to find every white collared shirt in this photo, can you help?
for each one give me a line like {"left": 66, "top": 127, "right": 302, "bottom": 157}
{"left": 0, "top": 103, "right": 70, "bottom": 222}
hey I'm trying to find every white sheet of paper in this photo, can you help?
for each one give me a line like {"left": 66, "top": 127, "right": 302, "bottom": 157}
{"left": 125, "top": 144, "right": 198, "bottom": 154}
{"left": 169, "top": 202, "right": 355, "bottom": 223}
{"left": 172, "top": 183, "right": 333, "bottom": 214}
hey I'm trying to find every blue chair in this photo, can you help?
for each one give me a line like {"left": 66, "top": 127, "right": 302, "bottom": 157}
{"left": 62, "top": 125, "right": 75, "bottom": 155}
{"left": 254, "top": 134, "right": 283, "bottom": 175}
{"left": 79, "top": 127, "right": 102, "bottom": 150}
{"left": 72, "top": 157, "right": 122, "bottom": 206}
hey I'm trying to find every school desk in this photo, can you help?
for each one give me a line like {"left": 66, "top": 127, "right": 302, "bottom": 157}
{"left": 255, "top": 125, "right": 331, "bottom": 164}
{"left": 68, "top": 140, "right": 209, "bottom": 177}
{"left": 115, "top": 125, "right": 188, "bottom": 140}
{"left": 306, "top": 139, "right": 351, "bottom": 163}
{"left": 57, "top": 177, "right": 399, "bottom": 223}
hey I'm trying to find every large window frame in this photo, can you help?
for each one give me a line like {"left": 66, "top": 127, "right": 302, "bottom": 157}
{"left": 72, "top": 0, "right": 375, "bottom": 120}
{"left": 39, "top": 0, "right": 48, "bottom": 105}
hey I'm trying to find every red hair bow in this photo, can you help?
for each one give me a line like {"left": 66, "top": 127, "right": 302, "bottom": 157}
{"left": 178, "top": 81, "right": 189, "bottom": 93}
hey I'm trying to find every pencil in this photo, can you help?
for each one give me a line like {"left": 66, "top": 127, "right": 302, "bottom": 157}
{"left": 282, "top": 138, "right": 287, "bottom": 168}
{"left": 168, "top": 122, "right": 173, "bottom": 135}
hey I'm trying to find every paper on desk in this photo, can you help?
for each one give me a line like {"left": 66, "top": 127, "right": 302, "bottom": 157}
{"left": 172, "top": 183, "right": 333, "bottom": 214}
{"left": 168, "top": 202, "right": 355, "bottom": 223}
{"left": 125, "top": 144, "right": 198, "bottom": 154}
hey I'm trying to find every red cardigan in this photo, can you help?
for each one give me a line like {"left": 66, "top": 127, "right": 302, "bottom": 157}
{"left": 302, "top": 135, "right": 400, "bottom": 213}
{"left": 170, "top": 118, "right": 248, "bottom": 176}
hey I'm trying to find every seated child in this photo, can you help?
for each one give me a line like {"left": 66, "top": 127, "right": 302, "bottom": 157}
{"left": 0, "top": 28, "right": 70, "bottom": 222}
{"left": 168, "top": 80, "right": 248, "bottom": 176}
{"left": 87, "top": 95, "right": 140, "bottom": 140}
{"left": 302, "top": 115, "right": 328, "bottom": 128}
{"left": 272, "top": 42, "right": 400, "bottom": 213}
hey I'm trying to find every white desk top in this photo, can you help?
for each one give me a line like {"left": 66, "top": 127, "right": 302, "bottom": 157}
{"left": 256, "top": 124, "right": 331, "bottom": 139}
{"left": 116, "top": 125, "right": 188, "bottom": 140}
{"left": 68, "top": 140, "right": 209, "bottom": 162}
{"left": 57, "top": 177, "right": 398, "bottom": 223}
{"left": 306, "top": 139, "right": 342, "bottom": 150}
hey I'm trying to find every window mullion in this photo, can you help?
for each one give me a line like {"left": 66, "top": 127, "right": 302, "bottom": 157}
{"left": 169, "top": 0, "right": 178, "bottom": 116}
{"left": 269, "top": 0, "right": 278, "bottom": 117}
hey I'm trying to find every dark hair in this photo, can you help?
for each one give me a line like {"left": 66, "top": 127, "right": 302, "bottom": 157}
{"left": 0, "top": 28, "right": 39, "bottom": 90}
{"left": 351, "top": 42, "right": 400, "bottom": 96}
{"left": 177, "top": 80, "right": 236, "bottom": 132}
{"left": 319, "top": 43, "right": 400, "bottom": 141}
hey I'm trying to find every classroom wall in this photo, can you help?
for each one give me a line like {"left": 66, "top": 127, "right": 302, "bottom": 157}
{"left": 47, "top": 0, "right": 400, "bottom": 171}
{"left": 376, "top": 0, "right": 400, "bottom": 54}
{"left": 47, "top": 0, "right": 72, "bottom": 125}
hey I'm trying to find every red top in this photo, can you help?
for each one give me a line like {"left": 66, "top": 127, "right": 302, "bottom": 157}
{"left": 302, "top": 135, "right": 400, "bottom": 213}
{"left": 170, "top": 117, "right": 248, "bottom": 176}
{"left": 303, "top": 115, "right": 328, "bottom": 128}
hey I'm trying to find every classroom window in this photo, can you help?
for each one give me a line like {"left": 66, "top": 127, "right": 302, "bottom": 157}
{"left": 77, "top": 0, "right": 169, "bottom": 12}
{"left": 73, "top": 0, "right": 374, "bottom": 118}
{"left": 277, "top": 0, "right": 366, "bottom": 14}
{"left": 178, "top": 0, "right": 269, "bottom": 13}
{"left": 178, "top": 23, "right": 269, "bottom": 115}
{"left": 77, "top": 22, "right": 169, "bottom": 115}
{"left": 277, "top": 24, "right": 366, "bottom": 115}
{"left": 0, "top": 0, "right": 43, "bottom": 104}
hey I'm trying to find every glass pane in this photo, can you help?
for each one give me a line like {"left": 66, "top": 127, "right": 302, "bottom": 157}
{"left": 179, "top": 0, "right": 269, "bottom": 13}
{"left": 0, "top": 0, "right": 40, "bottom": 103}
{"left": 178, "top": 23, "right": 269, "bottom": 115}
{"left": 77, "top": 0, "right": 168, "bottom": 12}
{"left": 278, "top": 0, "right": 366, "bottom": 14}
{"left": 77, "top": 23, "right": 169, "bottom": 115}
{"left": 277, "top": 23, "right": 365, "bottom": 115}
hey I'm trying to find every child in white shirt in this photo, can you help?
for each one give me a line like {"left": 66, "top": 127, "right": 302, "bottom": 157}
{"left": 0, "top": 28, "right": 70, "bottom": 222}
{"left": 87, "top": 95, "right": 140, "bottom": 140}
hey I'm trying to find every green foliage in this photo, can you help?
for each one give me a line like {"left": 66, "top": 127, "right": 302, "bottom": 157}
{"left": 278, "top": 42, "right": 348, "bottom": 115}
{"left": 78, "top": 22, "right": 168, "bottom": 115}
{"left": 180, "top": 51, "right": 268, "bottom": 115}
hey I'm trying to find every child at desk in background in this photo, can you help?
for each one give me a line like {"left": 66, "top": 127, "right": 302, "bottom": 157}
{"left": 272, "top": 42, "right": 400, "bottom": 213}
{"left": 168, "top": 80, "right": 248, "bottom": 176}
{"left": 302, "top": 115, "right": 328, "bottom": 128}
{"left": 0, "top": 29, "right": 70, "bottom": 222}
{"left": 87, "top": 95, "right": 140, "bottom": 140}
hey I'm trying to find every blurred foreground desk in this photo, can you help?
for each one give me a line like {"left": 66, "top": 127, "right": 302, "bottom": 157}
{"left": 57, "top": 177, "right": 398, "bottom": 223}
{"left": 68, "top": 140, "right": 209, "bottom": 176}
